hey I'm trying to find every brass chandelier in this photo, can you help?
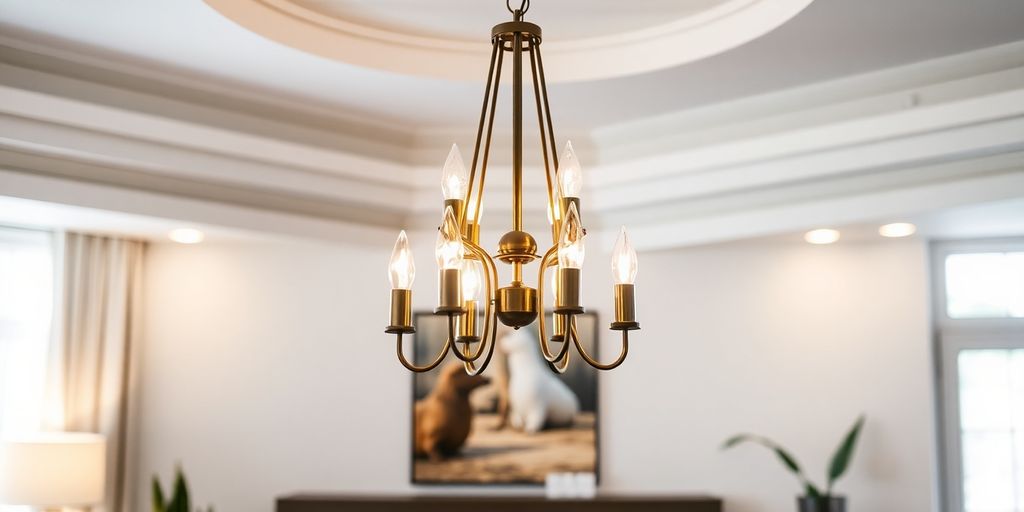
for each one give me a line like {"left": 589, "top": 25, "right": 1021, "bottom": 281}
{"left": 385, "top": 0, "right": 640, "bottom": 374}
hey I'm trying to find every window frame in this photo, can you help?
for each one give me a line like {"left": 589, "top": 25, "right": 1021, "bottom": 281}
{"left": 932, "top": 238, "right": 1024, "bottom": 512}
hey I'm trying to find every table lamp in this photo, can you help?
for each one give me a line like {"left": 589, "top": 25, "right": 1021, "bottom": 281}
{"left": 0, "top": 432, "right": 106, "bottom": 511}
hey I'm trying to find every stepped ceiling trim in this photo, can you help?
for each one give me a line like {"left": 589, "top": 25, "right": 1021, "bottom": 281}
{"left": 0, "top": 42, "right": 1022, "bottom": 249}
{"left": 205, "top": 0, "right": 813, "bottom": 82}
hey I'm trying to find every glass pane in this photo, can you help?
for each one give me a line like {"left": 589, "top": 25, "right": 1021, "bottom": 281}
{"left": 0, "top": 228, "right": 53, "bottom": 434}
{"left": 962, "top": 430, "right": 1015, "bottom": 511}
{"left": 946, "top": 252, "right": 1024, "bottom": 319}
{"left": 959, "top": 350, "right": 1012, "bottom": 430}
{"left": 958, "top": 348, "right": 1024, "bottom": 512}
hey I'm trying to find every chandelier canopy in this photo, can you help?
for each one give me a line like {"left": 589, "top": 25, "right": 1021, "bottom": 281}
{"left": 385, "top": 0, "right": 640, "bottom": 375}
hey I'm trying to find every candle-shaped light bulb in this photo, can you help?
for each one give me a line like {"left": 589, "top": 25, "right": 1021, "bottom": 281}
{"left": 556, "top": 140, "right": 582, "bottom": 199}
{"left": 441, "top": 143, "right": 468, "bottom": 201}
{"left": 388, "top": 230, "right": 415, "bottom": 289}
{"left": 461, "top": 260, "right": 482, "bottom": 301}
{"left": 557, "top": 202, "right": 585, "bottom": 269}
{"left": 435, "top": 206, "right": 464, "bottom": 269}
{"left": 611, "top": 226, "right": 638, "bottom": 285}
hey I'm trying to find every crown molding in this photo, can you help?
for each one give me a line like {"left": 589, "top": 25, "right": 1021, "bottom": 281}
{"left": 0, "top": 38, "right": 416, "bottom": 163}
{"left": 0, "top": 39, "right": 1021, "bottom": 249}
{"left": 206, "top": 0, "right": 813, "bottom": 83}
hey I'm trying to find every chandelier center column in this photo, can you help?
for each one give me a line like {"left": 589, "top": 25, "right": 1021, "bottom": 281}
{"left": 512, "top": 9, "right": 524, "bottom": 234}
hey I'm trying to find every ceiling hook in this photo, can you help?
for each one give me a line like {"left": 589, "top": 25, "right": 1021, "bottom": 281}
{"left": 506, "top": 0, "right": 529, "bottom": 15}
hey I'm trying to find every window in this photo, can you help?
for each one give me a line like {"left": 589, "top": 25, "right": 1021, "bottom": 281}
{"left": 935, "top": 240, "right": 1024, "bottom": 512}
{"left": 0, "top": 227, "right": 54, "bottom": 434}
{"left": 946, "top": 252, "right": 1024, "bottom": 319}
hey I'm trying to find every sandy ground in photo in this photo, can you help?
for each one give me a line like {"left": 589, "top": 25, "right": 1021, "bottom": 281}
{"left": 414, "top": 412, "right": 597, "bottom": 484}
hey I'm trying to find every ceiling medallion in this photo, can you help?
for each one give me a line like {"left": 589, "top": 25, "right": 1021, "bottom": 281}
{"left": 386, "top": 0, "right": 640, "bottom": 374}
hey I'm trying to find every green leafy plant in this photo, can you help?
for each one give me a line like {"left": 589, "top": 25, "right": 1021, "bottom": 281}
{"left": 152, "top": 466, "right": 214, "bottom": 512}
{"left": 722, "top": 415, "right": 865, "bottom": 498}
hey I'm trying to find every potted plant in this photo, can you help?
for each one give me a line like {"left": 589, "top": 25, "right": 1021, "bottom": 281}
{"left": 722, "top": 415, "right": 865, "bottom": 512}
{"left": 152, "top": 465, "right": 214, "bottom": 512}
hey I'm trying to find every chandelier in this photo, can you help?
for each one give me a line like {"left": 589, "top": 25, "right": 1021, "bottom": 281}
{"left": 385, "top": 0, "right": 640, "bottom": 374}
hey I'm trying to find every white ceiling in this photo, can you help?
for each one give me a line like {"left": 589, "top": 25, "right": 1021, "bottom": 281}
{"left": 0, "top": 0, "right": 1021, "bottom": 129}
{"left": 0, "top": 0, "right": 1021, "bottom": 250}
{"left": 290, "top": 0, "right": 725, "bottom": 41}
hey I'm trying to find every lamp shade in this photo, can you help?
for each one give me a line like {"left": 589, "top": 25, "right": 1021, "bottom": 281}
{"left": 0, "top": 432, "right": 106, "bottom": 506}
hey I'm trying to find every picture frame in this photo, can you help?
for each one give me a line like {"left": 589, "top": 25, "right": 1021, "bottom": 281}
{"left": 410, "top": 311, "right": 600, "bottom": 485}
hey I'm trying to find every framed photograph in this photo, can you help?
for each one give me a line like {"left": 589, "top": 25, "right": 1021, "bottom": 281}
{"left": 410, "top": 311, "right": 599, "bottom": 485}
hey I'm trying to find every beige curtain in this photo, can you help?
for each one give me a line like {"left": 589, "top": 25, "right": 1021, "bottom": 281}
{"left": 45, "top": 232, "right": 144, "bottom": 512}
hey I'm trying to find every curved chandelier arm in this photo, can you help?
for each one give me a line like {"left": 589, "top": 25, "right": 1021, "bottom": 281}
{"left": 455, "top": 238, "right": 501, "bottom": 372}
{"left": 545, "top": 341, "right": 571, "bottom": 374}
{"left": 396, "top": 326, "right": 453, "bottom": 373}
{"left": 535, "top": 246, "right": 569, "bottom": 364}
{"left": 463, "top": 308, "right": 499, "bottom": 376}
{"left": 572, "top": 317, "right": 629, "bottom": 371}
{"left": 450, "top": 255, "right": 489, "bottom": 363}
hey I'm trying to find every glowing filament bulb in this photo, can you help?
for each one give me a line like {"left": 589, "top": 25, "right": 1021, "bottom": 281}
{"left": 556, "top": 140, "right": 582, "bottom": 199}
{"left": 388, "top": 230, "right": 415, "bottom": 289}
{"left": 461, "top": 260, "right": 482, "bottom": 301}
{"left": 557, "top": 202, "right": 585, "bottom": 269}
{"left": 435, "top": 206, "right": 464, "bottom": 269}
{"left": 611, "top": 226, "right": 638, "bottom": 285}
{"left": 441, "top": 144, "right": 468, "bottom": 201}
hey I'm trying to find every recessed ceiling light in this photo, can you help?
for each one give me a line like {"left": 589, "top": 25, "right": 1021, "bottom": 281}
{"left": 168, "top": 228, "right": 204, "bottom": 244}
{"left": 804, "top": 228, "right": 840, "bottom": 245}
{"left": 878, "top": 222, "right": 916, "bottom": 238}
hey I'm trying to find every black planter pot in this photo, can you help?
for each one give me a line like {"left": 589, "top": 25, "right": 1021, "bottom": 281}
{"left": 797, "top": 496, "right": 846, "bottom": 512}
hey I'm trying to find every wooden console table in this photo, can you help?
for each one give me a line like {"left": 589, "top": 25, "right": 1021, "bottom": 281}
{"left": 277, "top": 494, "right": 722, "bottom": 512}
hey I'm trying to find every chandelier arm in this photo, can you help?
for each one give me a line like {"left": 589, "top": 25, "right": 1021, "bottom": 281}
{"left": 463, "top": 308, "right": 499, "bottom": 376}
{"left": 464, "top": 39, "right": 500, "bottom": 228}
{"left": 448, "top": 240, "right": 497, "bottom": 363}
{"left": 473, "top": 39, "right": 505, "bottom": 230}
{"left": 535, "top": 246, "right": 571, "bottom": 364}
{"left": 468, "top": 238, "right": 499, "bottom": 338}
{"left": 545, "top": 341, "right": 571, "bottom": 374}
{"left": 528, "top": 37, "right": 556, "bottom": 234}
{"left": 462, "top": 239, "right": 501, "bottom": 375}
{"left": 534, "top": 38, "right": 559, "bottom": 172}
{"left": 572, "top": 317, "right": 630, "bottom": 371}
{"left": 396, "top": 330, "right": 452, "bottom": 373}
{"left": 447, "top": 314, "right": 486, "bottom": 364}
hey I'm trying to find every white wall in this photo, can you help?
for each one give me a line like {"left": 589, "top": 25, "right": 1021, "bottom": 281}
{"left": 135, "top": 235, "right": 936, "bottom": 512}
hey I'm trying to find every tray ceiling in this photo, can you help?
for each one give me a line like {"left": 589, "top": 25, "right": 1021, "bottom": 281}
{"left": 206, "top": 0, "right": 813, "bottom": 82}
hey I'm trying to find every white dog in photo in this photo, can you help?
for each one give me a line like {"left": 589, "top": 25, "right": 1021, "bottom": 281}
{"left": 500, "top": 328, "right": 579, "bottom": 433}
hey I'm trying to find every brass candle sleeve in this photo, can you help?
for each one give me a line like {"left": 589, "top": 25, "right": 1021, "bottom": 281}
{"left": 458, "top": 300, "right": 479, "bottom": 343}
{"left": 436, "top": 268, "right": 464, "bottom": 314}
{"left": 386, "top": 289, "right": 414, "bottom": 334}
{"left": 611, "top": 283, "right": 641, "bottom": 331}
{"left": 444, "top": 198, "right": 465, "bottom": 225}
{"left": 551, "top": 312, "right": 567, "bottom": 342}
{"left": 554, "top": 267, "right": 582, "bottom": 314}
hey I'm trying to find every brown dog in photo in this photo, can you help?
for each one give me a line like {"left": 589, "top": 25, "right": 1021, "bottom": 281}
{"left": 415, "top": 363, "right": 491, "bottom": 461}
